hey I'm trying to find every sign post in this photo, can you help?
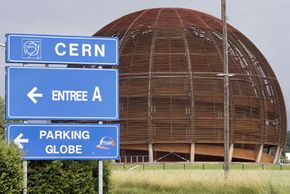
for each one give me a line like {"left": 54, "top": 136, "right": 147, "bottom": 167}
{"left": 98, "top": 121, "right": 104, "bottom": 194}
{"left": 99, "top": 160, "right": 103, "bottom": 194}
{"left": 5, "top": 33, "right": 120, "bottom": 194}
{"left": 23, "top": 161, "right": 27, "bottom": 194}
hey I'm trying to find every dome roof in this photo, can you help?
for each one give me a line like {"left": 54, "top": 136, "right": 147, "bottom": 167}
{"left": 94, "top": 8, "right": 286, "bottom": 152}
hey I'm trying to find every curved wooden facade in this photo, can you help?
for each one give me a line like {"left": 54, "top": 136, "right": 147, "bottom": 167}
{"left": 94, "top": 8, "right": 287, "bottom": 163}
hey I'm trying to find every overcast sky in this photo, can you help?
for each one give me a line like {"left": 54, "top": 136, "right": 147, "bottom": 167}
{"left": 1, "top": 0, "right": 290, "bottom": 120}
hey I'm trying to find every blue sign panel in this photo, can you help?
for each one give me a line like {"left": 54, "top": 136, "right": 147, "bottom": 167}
{"left": 6, "top": 67, "right": 119, "bottom": 120}
{"left": 6, "top": 124, "right": 119, "bottom": 160}
{"left": 5, "top": 33, "right": 119, "bottom": 65}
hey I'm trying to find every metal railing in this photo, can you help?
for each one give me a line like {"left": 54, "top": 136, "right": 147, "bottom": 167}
{"left": 117, "top": 155, "right": 149, "bottom": 163}
{"left": 112, "top": 162, "right": 290, "bottom": 171}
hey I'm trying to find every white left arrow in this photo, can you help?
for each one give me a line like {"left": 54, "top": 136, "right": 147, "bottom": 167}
{"left": 27, "top": 86, "right": 43, "bottom": 104}
{"left": 14, "top": 133, "right": 29, "bottom": 149}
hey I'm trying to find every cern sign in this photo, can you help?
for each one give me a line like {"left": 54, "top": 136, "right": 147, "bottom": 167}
{"left": 5, "top": 33, "right": 119, "bottom": 65}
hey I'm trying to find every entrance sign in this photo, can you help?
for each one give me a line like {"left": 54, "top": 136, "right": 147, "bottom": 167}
{"left": 6, "top": 67, "right": 119, "bottom": 120}
{"left": 6, "top": 124, "right": 120, "bottom": 160}
{"left": 5, "top": 33, "right": 119, "bottom": 65}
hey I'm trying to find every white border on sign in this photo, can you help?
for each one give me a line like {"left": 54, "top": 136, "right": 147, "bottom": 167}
{"left": 7, "top": 34, "right": 119, "bottom": 65}
{"left": 6, "top": 67, "right": 119, "bottom": 120}
{"left": 7, "top": 124, "right": 120, "bottom": 160}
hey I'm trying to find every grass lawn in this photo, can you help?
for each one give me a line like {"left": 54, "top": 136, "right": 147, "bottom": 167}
{"left": 110, "top": 169, "right": 290, "bottom": 194}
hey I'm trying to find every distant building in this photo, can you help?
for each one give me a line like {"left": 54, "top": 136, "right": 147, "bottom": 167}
{"left": 94, "top": 8, "right": 287, "bottom": 163}
{"left": 285, "top": 153, "right": 290, "bottom": 161}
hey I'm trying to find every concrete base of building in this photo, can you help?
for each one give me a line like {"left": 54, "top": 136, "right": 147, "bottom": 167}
{"left": 120, "top": 143, "right": 280, "bottom": 163}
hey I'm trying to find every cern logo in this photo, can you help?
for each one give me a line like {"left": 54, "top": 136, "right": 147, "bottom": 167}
{"left": 22, "top": 39, "right": 41, "bottom": 59}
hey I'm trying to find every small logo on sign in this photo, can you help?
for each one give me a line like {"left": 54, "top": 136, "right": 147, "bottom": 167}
{"left": 22, "top": 39, "right": 41, "bottom": 59}
{"left": 96, "top": 136, "right": 115, "bottom": 150}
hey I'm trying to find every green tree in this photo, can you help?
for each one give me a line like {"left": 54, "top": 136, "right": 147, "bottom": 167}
{"left": 0, "top": 140, "right": 23, "bottom": 193}
{"left": 0, "top": 97, "right": 5, "bottom": 140}
{"left": 285, "top": 130, "right": 290, "bottom": 153}
{"left": 0, "top": 97, "right": 23, "bottom": 193}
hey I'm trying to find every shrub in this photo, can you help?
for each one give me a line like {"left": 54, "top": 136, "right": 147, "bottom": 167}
{"left": 28, "top": 160, "right": 111, "bottom": 194}
{"left": 0, "top": 140, "right": 23, "bottom": 193}
{"left": 0, "top": 97, "right": 5, "bottom": 140}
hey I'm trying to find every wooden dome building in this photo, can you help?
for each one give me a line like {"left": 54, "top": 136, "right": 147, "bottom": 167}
{"left": 95, "top": 8, "right": 287, "bottom": 163}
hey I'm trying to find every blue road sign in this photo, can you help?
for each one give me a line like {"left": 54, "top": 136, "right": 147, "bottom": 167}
{"left": 6, "top": 67, "right": 119, "bottom": 120}
{"left": 6, "top": 124, "right": 120, "bottom": 160}
{"left": 5, "top": 33, "right": 119, "bottom": 65}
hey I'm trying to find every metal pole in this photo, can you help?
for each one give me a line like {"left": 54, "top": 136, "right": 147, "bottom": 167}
{"left": 23, "top": 161, "right": 28, "bottom": 194}
{"left": 22, "top": 66, "right": 28, "bottom": 194}
{"left": 221, "top": 0, "right": 230, "bottom": 178}
{"left": 98, "top": 120, "right": 103, "bottom": 194}
{"left": 98, "top": 160, "right": 103, "bottom": 194}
